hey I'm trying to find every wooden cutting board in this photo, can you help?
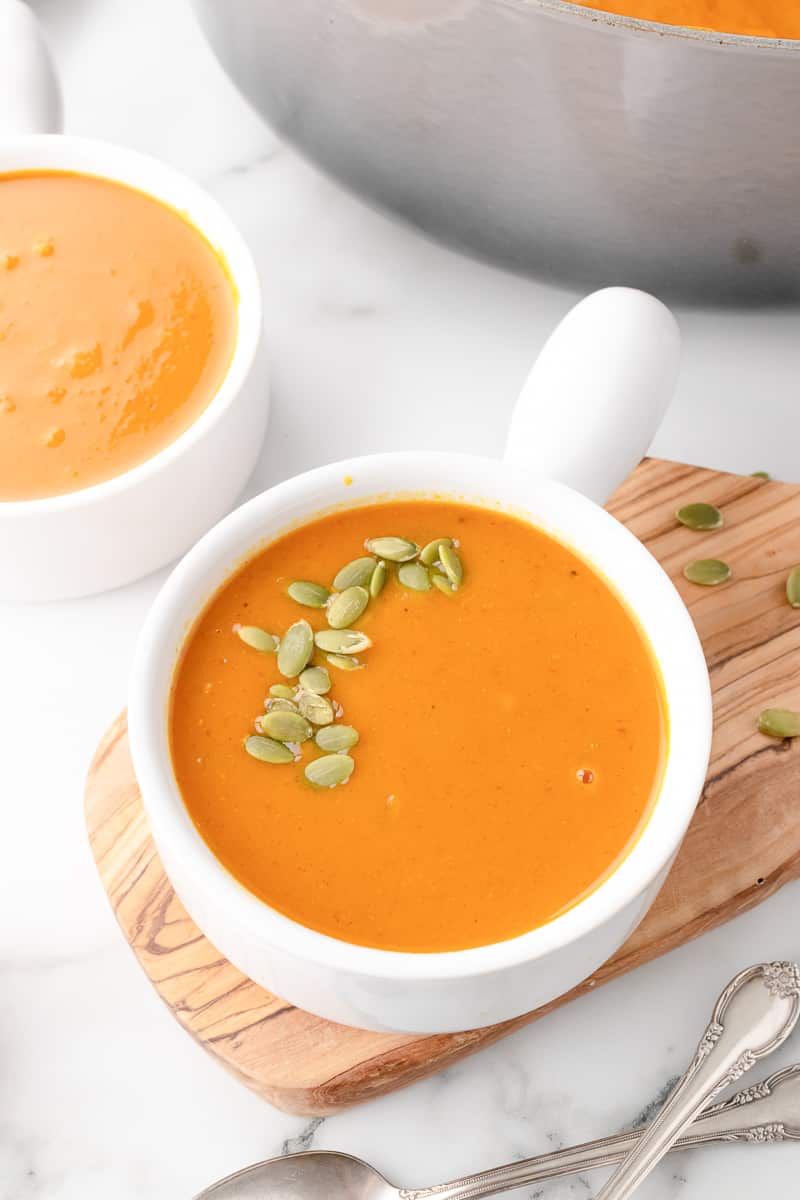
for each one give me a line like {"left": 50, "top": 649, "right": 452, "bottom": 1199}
{"left": 85, "top": 458, "right": 800, "bottom": 1116}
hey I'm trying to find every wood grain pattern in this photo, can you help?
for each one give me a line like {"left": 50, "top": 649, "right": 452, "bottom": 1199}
{"left": 85, "top": 458, "right": 800, "bottom": 1116}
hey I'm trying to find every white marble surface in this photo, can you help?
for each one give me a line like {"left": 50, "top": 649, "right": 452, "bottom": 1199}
{"left": 1, "top": 1, "right": 799, "bottom": 1196}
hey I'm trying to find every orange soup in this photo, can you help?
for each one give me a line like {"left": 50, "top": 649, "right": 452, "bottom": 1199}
{"left": 572, "top": 0, "right": 799, "bottom": 38}
{"left": 170, "top": 501, "right": 667, "bottom": 953}
{"left": 0, "top": 171, "right": 237, "bottom": 500}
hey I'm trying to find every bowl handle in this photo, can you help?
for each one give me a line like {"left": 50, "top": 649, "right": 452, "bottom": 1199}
{"left": 504, "top": 287, "right": 680, "bottom": 506}
{"left": 0, "top": 0, "right": 62, "bottom": 136}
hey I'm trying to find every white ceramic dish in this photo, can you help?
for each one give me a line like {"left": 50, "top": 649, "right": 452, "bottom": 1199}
{"left": 0, "top": 2, "right": 265, "bottom": 601}
{"left": 129, "top": 288, "right": 712, "bottom": 1035}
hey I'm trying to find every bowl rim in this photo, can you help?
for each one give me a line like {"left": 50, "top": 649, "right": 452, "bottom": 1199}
{"left": 128, "top": 450, "right": 713, "bottom": 982}
{"left": 529, "top": 0, "right": 800, "bottom": 49}
{"left": 0, "top": 134, "right": 262, "bottom": 513}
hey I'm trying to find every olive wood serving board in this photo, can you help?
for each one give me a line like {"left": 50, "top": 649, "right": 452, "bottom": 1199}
{"left": 85, "top": 458, "right": 800, "bottom": 1116}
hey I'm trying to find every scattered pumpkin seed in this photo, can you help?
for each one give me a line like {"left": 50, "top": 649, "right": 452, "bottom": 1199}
{"left": 305, "top": 754, "right": 355, "bottom": 787}
{"left": 267, "top": 697, "right": 298, "bottom": 713}
{"left": 261, "top": 709, "right": 313, "bottom": 743}
{"left": 439, "top": 542, "right": 463, "bottom": 588}
{"left": 326, "top": 653, "right": 364, "bottom": 671}
{"left": 365, "top": 536, "right": 419, "bottom": 562}
{"left": 431, "top": 572, "right": 455, "bottom": 596}
{"left": 298, "top": 692, "right": 335, "bottom": 726}
{"left": 333, "top": 556, "right": 376, "bottom": 591}
{"left": 751, "top": 471, "right": 771, "bottom": 481}
{"left": 369, "top": 560, "right": 387, "bottom": 599}
{"left": 244, "top": 735, "right": 295, "bottom": 764}
{"left": 675, "top": 502, "right": 724, "bottom": 531}
{"left": 757, "top": 708, "right": 800, "bottom": 739}
{"left": 237, "top": 625, "right": 278, "bottom": 652}
{"left": 299, "top": 665, "right": 331, "bottom": 694}
{"left": 277, "top": 619, "right": 314, "bottom": 677}
{"left": 269, "top": 684, "right": 296, "bottom": 700}
{"left": 315, "top": 724, "right": 359, "bottom": 752}
{"left": 287, "top": 580, "right": 330, "bottom": 608}
{"left": 327, "top": 585, "right": 369, "bottom": 629}
{"left": 683, "top": 558, "right": 732, "bottom": 586}
{"left": 398, "top": 561, "right": 431, "bottom": 591}
{"left": 420, "top": 537, "right": 453, "bottom": 566}
{"left": 315, "top": 628, "right": 372, "bottom": 654}
{"left": 786, "top": 566, "right": 800, "bottom": 609}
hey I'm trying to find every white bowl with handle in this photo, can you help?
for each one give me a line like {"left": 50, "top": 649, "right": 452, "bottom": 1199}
{"left": 0, "top": 0, "right": 265, "bottom": 601}
{"left": 129, "top": 288, "right": 712, "bottom": 1034}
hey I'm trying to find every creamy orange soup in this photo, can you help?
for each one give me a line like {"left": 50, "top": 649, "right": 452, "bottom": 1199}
{"left": 0, "top": 171, "right": 237, "bottom": 500}
{"left": 170, "top": 500, "right": 667, "bottom": 953}
{"left": 573, "top": 0, "right": 799, "bottom": 38}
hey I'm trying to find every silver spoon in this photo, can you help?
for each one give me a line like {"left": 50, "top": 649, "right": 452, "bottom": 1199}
{"left": 596, "top": 960, "right": 800, "bottom": 1200}
{"left": 196, "top": 963, "right": 800, "bottom": 1200}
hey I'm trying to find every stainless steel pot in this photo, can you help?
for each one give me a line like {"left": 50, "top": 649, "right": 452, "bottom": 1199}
{"left": 192, "top": 0, "right": 800, "bottom": 301}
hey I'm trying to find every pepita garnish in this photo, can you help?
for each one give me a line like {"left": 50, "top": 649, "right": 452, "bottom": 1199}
{"left": 269, "top": 684, "right": 296, "bottom": 700}
{"left": 683, "top": 558, "right": 731, "bottom": 586}
{"left": 369, "top": 559, "right": 387, "bottom": 599}
{"left": 419, "top": 537, "right": 453, "bottom": 566}
{"left": 439, "top": 542, "right": 463, "bottom": 588}
{"left": 315, "top": 628, "right": 372, "bottom": 654}
{"left": 261, "top": 709, "right": 313, "bottom": 743}
{"left": 299, "top": 665, "right": 331, "bottom": 694}
{"left": 326, "top": 653, "right": 364, "bottom": 671}
{"left": 675, "top": 502, "right": 724, "bottom": 531}
{"left": 757, "top": 708, "right": 800, "bottom": 739}
{"left": 315, "top": 724, "right": 359, "bottom": 752}
{"left": 786, "top": 566, "right": 800, "bottom": 609}
{"left": 333, "top": 556, "right": 376, "bottom": 591}
{"left": 245, "top": 735, "right": 295, "bottom": 764}
{"left": 266, "top": 698, "right": 298, "bottom": 713}
{"left": 398, "top": 561, "right": 431, "bottom": 591}
{"left": 277, "top": 619, "right": 314, "bottom": 677}
{"left": 298, "top": 692, "right": 335, "bottom": 726}
{"left": 237, "top": 625, "right": 278, "bottom": 653}
{"left": 431, "top": 572, "right": 455, "bottom": 596}
{"left": 327, "top": 585, "right": 369, "bottom": 629}
{"left": 365, "top": 536, "right": 419, "bottom": 562}
{"left": 305, "top": 754, "right": 355, "bottom": 788}
{"left": 287, "top": 580, "right": 330, "bottom": 608}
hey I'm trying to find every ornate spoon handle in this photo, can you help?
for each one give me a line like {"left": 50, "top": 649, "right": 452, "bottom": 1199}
{"left": 593, "top": 961, "right": 800, "bottom": 1200}
{"left": 401, "top": 1063, "right": 800, "bottom": 1200}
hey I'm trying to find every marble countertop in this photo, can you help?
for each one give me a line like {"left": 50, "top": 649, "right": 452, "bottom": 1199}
{"left": 2, "top": 1, "right": 799, "bottom": 1196}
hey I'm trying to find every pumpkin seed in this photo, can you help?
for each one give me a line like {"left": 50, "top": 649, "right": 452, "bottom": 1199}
{"left": 365, "top": 536, "right": 419, "bottom": 562}
{"left": 369, "top": 560, "right": 387, "bottom": 599}
{"left": 244, "top": 735, "right": 295, "bottom": 764}
{"left": 299, "top": 665, "right": 331, "bottom": 694}
{"left": 420, "top": 537, "right": 453, "bottom": 566}
{"left": 757, "top": 707, "right": 800, "bottom": 739}
{"left": 326, "top": 653, "right": 364, "bottom": 671}
{"left": 333, "top": 556, "right": 376, "bottom": 591}
{"left": 298, "top": 692, "right": 335, "bottom": 726}
{"left": 305, "top": 754, "right": 355, "bottom": 787}
{"left": 398, "top": 561, "right": 431, "bottom": 591}
{"left": 287, "top": 580, "right": 330, "bottom": 608}
{"left": 266, "top": 698, "right": 298, "bottom": 713}
{"left": 277, "top": 619, "right": 314, "bottom": 677}
{"left": 269, "top": 684, "right": 296, "bottom": 700}
{"left": 786, "top": 566, "right": 800, "bottom": 608}
{"left": 431, "top": 572, "right": 455, "bottom": 596}
{"left": 237, "top": 625, "right": 278, "bottom": 652}
{"left": 327, "top": 585, "right": 369, "bottom": 629}
{"left": 751, "top": 471, "right": 771, "bottom": 481}
{"left": 261, "top": 709, "right": 313, "bottom": 743}
{"left": 439, "top": 542, "right": 463, "bottom": 588}
{"left": 315, "top": 628, "right": 372, "bottom": 654}
{"left": 675, "top": 502, "right": 724, "bottom": 531}
{"left": 683, "top": 558, "right": 731, "bottom": 586}
{"left": 315, "top": 724, "right": 359, "bottom": 752}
